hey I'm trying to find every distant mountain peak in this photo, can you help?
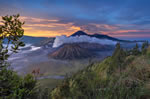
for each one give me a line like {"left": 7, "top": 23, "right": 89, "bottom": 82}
{"left": 70, "top": 31, "right": 122, "bottom": 41}
{"left": 71, "top": 31, "right": 88, "bottom": 36}
{"left": 49, "top": 43, "right": 93, "bottom": 60}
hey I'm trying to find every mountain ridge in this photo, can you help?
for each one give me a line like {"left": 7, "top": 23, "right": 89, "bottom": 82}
{"left": 70, "top": 31, "right": 123, "bottom": 41}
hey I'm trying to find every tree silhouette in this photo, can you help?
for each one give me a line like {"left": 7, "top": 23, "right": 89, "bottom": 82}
{"left": 0, "top": 14, "right": 36, "bottom": 99}
{"left": 132, "top": 43, "right": 140, "bottom": 56}
{"left": 142, "top": 41, "right": 149, "bottom": 55}
{"left": 0, "top": 14, "right": 25, "bottom": 69}
{"left": 112, "top": 43, "right": 126, "bottom": 73}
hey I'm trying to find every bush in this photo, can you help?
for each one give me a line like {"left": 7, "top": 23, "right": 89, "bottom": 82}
{"left": 146, "top": 47, "right": 150, "bottom": 58}
{"left": 0, "top": 69, "right": 37, "bottom": 99}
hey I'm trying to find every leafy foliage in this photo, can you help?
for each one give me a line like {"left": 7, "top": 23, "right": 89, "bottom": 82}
{"left": 142, "top": 41, "right": 149, "bottom": 55}
{"left": 0, "top": 14, "right": 25, "bottom": 69}
{"left": 0, "top": 15, "right": 37, "bottom": 99}
{"left": 0, "top": 69, "right": 37, "bottom": 99}
{"left": 132, "top": 43, "right": 141, "bottom": 56}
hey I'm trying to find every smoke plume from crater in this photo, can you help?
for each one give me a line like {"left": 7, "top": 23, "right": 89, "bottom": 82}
{"left": 53, "top": 35, "right": 117, "bottom": 48}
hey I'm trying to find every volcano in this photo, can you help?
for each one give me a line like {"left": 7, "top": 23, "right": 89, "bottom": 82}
{"left": 70, "top": 31, "right": 88, "bottom": 36}
{"left": 49, "top": 43, "right": 93, "bottom": 60}
{"left": 70, "top": 31, "right": 125, "bottom": 41}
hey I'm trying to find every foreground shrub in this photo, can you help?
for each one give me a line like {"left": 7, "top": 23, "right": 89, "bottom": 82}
{"left": 0, "top": 69, "right": 37, "bottom": 99}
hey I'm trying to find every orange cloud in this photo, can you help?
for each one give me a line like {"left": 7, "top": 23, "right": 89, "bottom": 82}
{"left": 25, "top": 30, "right": 62, "bottom": 37}
{"left": 100, "top": 30, "right": 139, "bottom": 34}
{"left": 0, "top": 18, "right": 2, "bottom": 25}
{"left": 1, "top": 16, "right": 150, "bottom": 37}
{"left": 0, "top": 16, "right": 81, "bottom": 37}
{"left": 19, "top": 16, "right": 81, "bottom": 37}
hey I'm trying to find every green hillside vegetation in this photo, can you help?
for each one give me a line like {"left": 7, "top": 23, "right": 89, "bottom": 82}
{"left": 50, "top": 42, "right": 150, "bottom": 99}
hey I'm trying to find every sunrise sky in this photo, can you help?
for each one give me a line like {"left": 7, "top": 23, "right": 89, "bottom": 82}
{"left": 0, "top": 0, "right": 150, "bottom": 38}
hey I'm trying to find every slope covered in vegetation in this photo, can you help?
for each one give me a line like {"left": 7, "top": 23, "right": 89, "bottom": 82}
{"left": 50, "top": 43, "right": 150, "bottom": 99}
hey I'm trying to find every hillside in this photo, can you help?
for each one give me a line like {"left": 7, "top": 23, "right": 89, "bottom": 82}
{"left": 50, "top": 44, "right": 150, "bottom": 99}
{"left": 49, "top": 43, "right": 93, "bottom": 60}
{"left": 34, "top": 37, "right": 55, "bottom": 47}
{"left": 76, "top": 42, "right": 114, "bottom": 51}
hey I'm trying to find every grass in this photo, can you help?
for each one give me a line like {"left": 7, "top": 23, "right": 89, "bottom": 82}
{"left": 24, "top": 59, "right": 91, "bottom": 76}
{"left": 38, "top": 78, "right": 63, "bottom": 90}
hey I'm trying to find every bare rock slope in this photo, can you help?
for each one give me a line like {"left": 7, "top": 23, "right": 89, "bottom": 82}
{"left": 49, "top": 43, "right": 93, "bottom": 60}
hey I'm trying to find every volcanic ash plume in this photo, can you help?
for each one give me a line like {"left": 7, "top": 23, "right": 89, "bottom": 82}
{"left": 52, "top": 35, "right": 117, "bottom": 48}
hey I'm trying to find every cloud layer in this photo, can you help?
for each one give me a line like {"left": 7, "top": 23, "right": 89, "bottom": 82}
{"left": 53, "top": 35, "right": 117, "bottom": 48}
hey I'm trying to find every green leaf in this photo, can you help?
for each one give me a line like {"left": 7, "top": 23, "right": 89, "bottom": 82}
{"left": 9, "top": 16, "right": 12, "bottom": 21}
{"left": 18, "top": 42, "right": 25, "bottom": 47}
{"left": 4, "top": 54, "right": 10, "bottom": 60}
